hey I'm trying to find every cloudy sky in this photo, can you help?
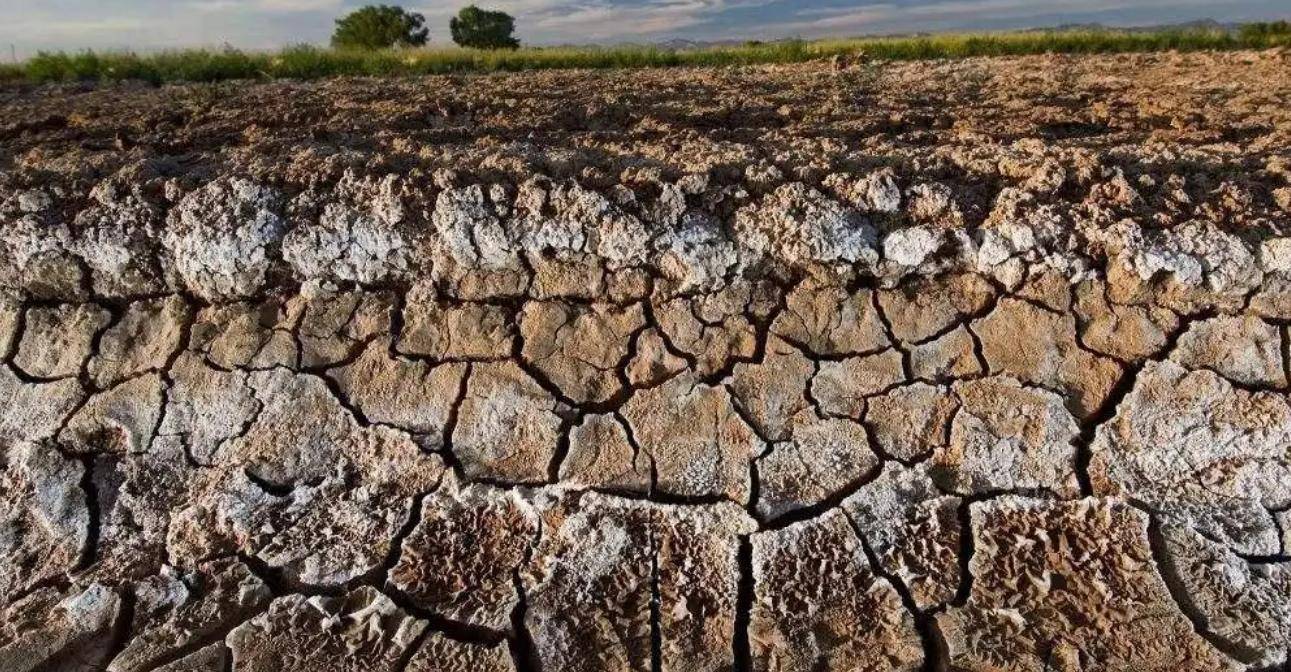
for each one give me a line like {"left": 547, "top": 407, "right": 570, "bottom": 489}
{"left": 1, "top": 0, "right": 1287, "bottom": 59}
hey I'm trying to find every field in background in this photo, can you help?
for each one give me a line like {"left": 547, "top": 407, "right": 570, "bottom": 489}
{"left": 3, "top": 25, "right": 1290, "bottom": 84}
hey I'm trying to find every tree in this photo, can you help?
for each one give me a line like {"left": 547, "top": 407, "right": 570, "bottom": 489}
{"left": 332, "top": 5, "right": 429, "bottom": 50}
{"left": 450, "top": 6, "right": 520, "bottom": 50}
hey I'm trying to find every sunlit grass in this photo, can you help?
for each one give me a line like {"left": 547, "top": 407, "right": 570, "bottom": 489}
{"left": 9, "top": 25, "right": 1291, "bottom": 85}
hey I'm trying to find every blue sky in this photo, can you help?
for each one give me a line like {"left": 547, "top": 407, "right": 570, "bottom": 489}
{"left": 1, "top": 0, "right": 1287, "bottom": 58}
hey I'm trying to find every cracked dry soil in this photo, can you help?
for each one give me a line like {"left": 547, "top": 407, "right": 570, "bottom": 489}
{"left": 2, "top": 48, "right": 1291, "bottom": 671}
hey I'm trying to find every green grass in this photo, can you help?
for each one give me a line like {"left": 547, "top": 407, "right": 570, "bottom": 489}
{"left": 0, "top": 63, "right": 24, "bottom": 83}
{"left": 9, "top": 24, "right": 1291, "bottom": 85}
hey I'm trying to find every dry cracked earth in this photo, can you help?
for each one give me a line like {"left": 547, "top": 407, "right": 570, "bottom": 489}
{"left": 2, "top": 48, "right": 1291, "bottom": 671}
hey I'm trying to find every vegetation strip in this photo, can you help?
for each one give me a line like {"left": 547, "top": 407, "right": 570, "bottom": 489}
{"left": 4, "top": 23, "right": 1290, "bottom": 84}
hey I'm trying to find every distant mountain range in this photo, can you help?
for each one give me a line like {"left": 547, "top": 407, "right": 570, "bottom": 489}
{"left": 643, "top": 18, "right": 1252, "bottom": 51}
{"left": 1024, "top": 19, "right": 1241, "bottom": 33}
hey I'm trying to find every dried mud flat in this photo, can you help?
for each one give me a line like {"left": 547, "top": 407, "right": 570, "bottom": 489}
{"left": 2, "top": 49, "right": 1291, "bottom": 671}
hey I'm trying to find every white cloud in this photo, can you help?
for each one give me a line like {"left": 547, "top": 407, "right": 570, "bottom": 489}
{"left": 1, "top": 17, "right": 150, "bottom": 37}
{"left": 769, "top": 0, "right": 1223, "bottom": 36}
{"left": 188, "top": 0, "right": 344, "bottom": 13}
{"left": 257, "top": 0, "right": 345, "bottom": 12}
{"left": 0, "top": 0, "right": 1286, "bottom": 59}
{"left": 413, "top": 0, "right": 775, "bottom": 43}
{"left": 538, "top": 0, "right": 769, "bottom": 37}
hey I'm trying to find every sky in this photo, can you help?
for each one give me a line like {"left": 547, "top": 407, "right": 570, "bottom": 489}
{"left": 1, "top": 0, "right": 1287, "bottom": 59}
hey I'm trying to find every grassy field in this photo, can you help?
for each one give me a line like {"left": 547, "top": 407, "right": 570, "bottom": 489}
{"left": 4, "top": 24, "right": 1290, "bottom": 84}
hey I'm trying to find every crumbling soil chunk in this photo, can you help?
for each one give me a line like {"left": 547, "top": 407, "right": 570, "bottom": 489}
{"left": 937, "top": 497, "right": 1239, "bottom": 672}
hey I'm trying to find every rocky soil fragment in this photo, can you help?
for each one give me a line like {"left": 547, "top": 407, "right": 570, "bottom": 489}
{"left": 939, "top": 376, "right": 1080, "bottom": 496}
{"left": 110, "top": 559, "right": 271, "bottom": 672}
{"left": 86, "top": 437, "right": 193, "bottom": 581}
{"left": 282, "top": 176, "right": 409, "bottom": 286}
{"left": 561, "top": 413, "right": 652, "bottom": 493}
{"left": 0, "top": 442, "right": 88, "bottom": 605}
{"left": 523, "top": 493, "right": 753, "bottom": 672}
{"left": 877, "top": 272, "right": 995, "bottom": 343}
{"left": 0, "top": 298, "right": 18, "bottom": 354}
{"left": 735, "top": 183, "right": 878, "bottom": 269}
{"left": 654, "top": 502, "right": 755, "bottom": 672}
{"left": 755, "top": 410, "right": 878, "bottom": 519}
{"left": 149, "top": 644, "right": 229, "bottom": 672}
{"left": 843, "top": 463, "right": 961, "bottom": 609}
{"left": 399, "top": 293, "right": 514, "bottom": 361}
{"left": 908, "top": 325, "right": 983, "bottom": 380}
{"left": 0, "top": 583, "right": 120, "bottom": 671}
{"left": 61, "top": 373, "right": 165, "bottom": 454}
{"left": 750, "top": 509, "right": 923, "bottom": 671}
{"left": 390, "top": 478, "right": 539, "bottom": 632}
{"left": 453, "top": 361, "right": 564, "bottom": 483}
{"left": 1156, "top": 522, "right": 1291, "bottom": 669}
{"left": 729, "top": 336, "right": 814, "bottom": 441}
{"left": 624, "top": 327, "right": 688, "bottom": 388}
{"left": 13, "top": 302, "right": 110, "bottom": 378}
{"left": 655, "top": 288, "right": 759, "bottom": 378}
{"left": 620, "top": 372, "right": 762, "bottom": 503}
{"left": 809, "top": 348, "right": 905, "bottom": 420}
{"left": 522, "top": 494, "right": 654, "bottom": 672}
{"left": 156, "top": 352, "right": 261, "bottom": 463}
{"left": 1091, "top": 360, "right": 1291, "bottom": 555}
{"left": 158, "top": 368, "right": 445, "bottom": 588}
{"left": 294, "top": 289, "right": 395, "bottom": 368}
{"left": 227, "top": 588, "right": 426, "bottom": 672}
{"left": 863, "top": 383, "right": 958, "bottom": 462}
{"left": 88, "top": 296, "right": 188, "bottom": 387}
{"left": 328, "top": 340, "right": 466, "bottom": 439}
{"left": 520, "top": 300, "right": 643, "bottom": 404}
{"left": 973, "top": 297, "right": 1123, "bottom": 417}
{"left": 938, "top": 497, "right": 1239, "bottom": 671}
{"left": 772, "top": 283, "right": 888, "bottom": 357}
{"left": 404, "top": 635, "right": 515, "bottom": 672}
{"left": 187, "top": 299, "right": 297, "bottom": 370}
{"left": 0, "top": 365, "right": 83, "bottom": 444}
{"left": 1170, "top": 315, "right": 1287, "bottom": 388}
{"left": 1073, "top": 279, "right": 1180, "bottom": 361}
{"left": 162, "top": 178, "right": 284, "bottom": 300}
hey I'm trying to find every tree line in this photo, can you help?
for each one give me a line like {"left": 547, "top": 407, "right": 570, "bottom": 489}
{"left": 332, "top": 4, "right": 519, "bottom": 50}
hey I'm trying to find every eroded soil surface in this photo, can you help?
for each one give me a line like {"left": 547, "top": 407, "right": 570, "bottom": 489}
{"left": 2, "top": 49, "right": 1291, "bottom": 671}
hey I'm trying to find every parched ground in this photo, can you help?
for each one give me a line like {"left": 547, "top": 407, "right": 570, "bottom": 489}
{"left": 2, "top": 49, "right": 1291, "bottom": 671}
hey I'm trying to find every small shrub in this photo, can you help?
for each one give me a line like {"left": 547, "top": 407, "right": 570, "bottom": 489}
{"left": 332, "top": 5, "right": 429, "bottom": 50}
{"left": 450, "top": 6, "right": 520, "bottom": 50}
{"left": 1240, "top": 20, "right": 1291, "bottom": 41}
{"left": 0, "top": 63, "right": 23, "bottom": 83}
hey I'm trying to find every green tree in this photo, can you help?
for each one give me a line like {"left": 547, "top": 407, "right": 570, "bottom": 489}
{"left": 450, "top": 5, "right": 520, "bottom": 50}
{"left": 332, "top": 5, "right": 429, "bottom": 50}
